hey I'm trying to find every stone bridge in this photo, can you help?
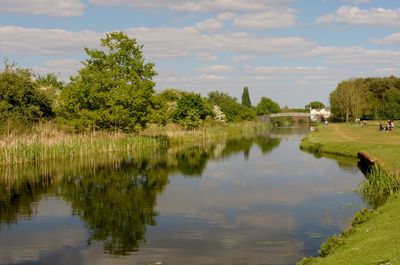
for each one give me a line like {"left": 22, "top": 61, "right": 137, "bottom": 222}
{"left": 258, "top": 112, "right": 310, "bottom": 123}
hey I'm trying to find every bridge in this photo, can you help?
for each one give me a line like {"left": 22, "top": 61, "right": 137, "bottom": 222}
{"left": 258, "top": 112, "right": 310, "bottom": 123}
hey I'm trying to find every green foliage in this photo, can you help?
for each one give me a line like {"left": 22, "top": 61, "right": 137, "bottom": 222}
{"left": 59, "top": 32, "right": 156, "bottom": 132}
{"left": 305, "top": 101, "right": 325, "bottom": 110}
{"left": 0, "top": 62, "right": 54, "bottom": 127}
{"left": 360, "top": 165, "right": 399, "bottom": 198}
{"left": 241, "top": 86, "right": 252, "bottom": 107}
{"left": 150, "top": 88, "right": 187, "bottom": 125}
{"left": 351, "top": 208, "right": 372, "bottom": 226}
{"left": 35, "top": 73, "right": 64, "bottom": 111}
{"left": 381, "top": 88, "right": 400, "bottom": 119}
{"left": 208, "top": 91, "right": 256, "bottom": 122}
{"left": 255, "top": 96, "right": 281, "bottom": 115}
{"left": 330, "top": 76, "right": 400, "bottom": 122}
{"left": 173, "top": 93, "right": 213, "bottom": 129}
{"left": 319, "top": 234, "right": 345, "bottom": 257}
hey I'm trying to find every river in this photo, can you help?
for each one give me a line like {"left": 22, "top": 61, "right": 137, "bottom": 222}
{"left": 0, "top": 128, "right": 366, "bottom": 265}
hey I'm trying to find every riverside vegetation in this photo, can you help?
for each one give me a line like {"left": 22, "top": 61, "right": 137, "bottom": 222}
{"left": 298, "top": 123, "right": 400, "bottom": 265}
{"left": 3, "top": 30, "right": 400, "bottom": 264}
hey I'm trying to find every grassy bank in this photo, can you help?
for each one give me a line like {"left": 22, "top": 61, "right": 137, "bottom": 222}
{"left": 298, "top": 123, "right": 400, "bottom": 265}
{"left": 0, "top": 121, "right": 268, "bottom": 166}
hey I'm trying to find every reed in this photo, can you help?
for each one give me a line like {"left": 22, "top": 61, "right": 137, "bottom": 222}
{"left": 359, "top": 165, "right": 400, "bottom": 197}
{"left": 0, "top": 122, "right": 168, "bottom": 165}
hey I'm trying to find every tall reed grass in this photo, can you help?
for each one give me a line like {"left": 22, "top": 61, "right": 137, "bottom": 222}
{"left": 359, "top": 165, "right": 400, "bottom": 200}
{"left": 0, "top": 123, "right": 168, "bottom": 165}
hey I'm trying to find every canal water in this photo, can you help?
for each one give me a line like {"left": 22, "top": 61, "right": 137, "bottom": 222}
{"left": 0, "top": 128, "right": 366, "bottom": 265}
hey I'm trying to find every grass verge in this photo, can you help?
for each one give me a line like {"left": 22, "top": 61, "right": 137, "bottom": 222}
{"left": 298, "top": 122, "right": 400, "bottom": 265}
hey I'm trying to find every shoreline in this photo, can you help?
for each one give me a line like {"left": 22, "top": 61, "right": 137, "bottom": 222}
{"left": 297, "top": 123, "right": 400, "bottom": 265}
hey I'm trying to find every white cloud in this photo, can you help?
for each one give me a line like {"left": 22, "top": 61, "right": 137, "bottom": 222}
{"left": 341, "top": 0, "right": 372, "bottom": 4}
{"left": 127, "top": 27, "right": 316, "bottom": 58}
{"left": 196, "top": 64, "right": 236, "bottom": 73}
{"left": 315, "top": 14, "right": 335, "bottom": 24}
{"left": 196, "top": 18, "right": 224, "bottom": 31}
{"left": 233, "top": 9, "right": 296, "bottom": 29}
{"left": 89, "top": 0, "right": 294, "bottom": 13}
{"left": 0, "top": 0, "right": 84, "bottom": 16}
{"left": 197, "top": 52, "right": 218, "bottom": 61}
{"left": 195, "top": 12, "right": 237, "bottom": 32}
{"left": 371, "top": 32, "right": 400, "bottom": 45}
{"left": 316, "top": 6, "right": 400, "bottom": 27}
{"left": 303, "top": 46, "right": 400, "bottom": 66}
{"left": 0, "top": 26, "right": 99, "bottom": 55}
{"left": 0, "top": 26, "right": 316, "bottom": 60}
{"left": 232, "top": 55, "right": 255, "bottom": 63}
{"left": 244, "top": 66, "right": 327, "bottom": 75}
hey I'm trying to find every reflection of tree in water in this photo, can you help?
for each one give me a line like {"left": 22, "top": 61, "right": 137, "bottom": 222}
{"left": 254, "top": 137, "right": 281, "bottom": 154}
{"left": 220, "top": 136, "right": 281, "bottom": 160}
{"left": 0, "top": 174, "right": 53, "bottom": 225}
{"left": 0, "top": 134, "right": 282, "bottom": 255}
{"left": 176, "top": 147, "right": 210, "bottom": 176}
{"left": 60, "top": 158, "right": 169, "bottom": 255}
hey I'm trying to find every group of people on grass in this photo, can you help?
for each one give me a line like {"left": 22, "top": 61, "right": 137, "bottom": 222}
{"left": 379, "top": 120, "right": 395, "bottom": 131}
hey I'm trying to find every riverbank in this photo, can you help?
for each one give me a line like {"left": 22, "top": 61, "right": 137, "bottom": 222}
{"left": 0, "top": 121, "right": 268, "bottom": 165}
{"left": 298, "top": 123, "right": 400, "bottom": 265}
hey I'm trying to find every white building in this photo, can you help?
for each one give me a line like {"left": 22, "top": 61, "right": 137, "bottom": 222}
{"left": 310, "top": 108, "right": 331, "bottom": 122}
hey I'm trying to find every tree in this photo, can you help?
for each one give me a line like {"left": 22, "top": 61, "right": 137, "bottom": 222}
{"left": 0, "top": 61, "right": 54, "bottom": 125}
{"left": 381, "top": 88, "right": 400, "bottom": 119}
{"left": 173, "top": 93, "right": 213, "bottom": 129}
{"left": 305, "top": 101, "right": 325, "bottom": 110}
{"left": 208, "top": 91, "right": 255, "bottom": 121}
{"left": 36, "top": 73, "right": 64, "bottom": 111}
{"left": 241, "top": 86, "right": 252, "bottom": 107}
{"left": 330, "top": 79, "right": 367, "bottom": 122}
{"left": 255, "top": 97, "right": 280, "bottom": 115}
{"left": 150, "top": 88, "right": 187, "bottom": 125}
{"left": 59, "top": 32, "right": 157, "bottom": 132}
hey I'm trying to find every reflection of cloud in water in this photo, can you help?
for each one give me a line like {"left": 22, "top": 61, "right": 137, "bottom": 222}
{"left": 0, "top": 197, "right": 87, "bottom": 265}
{"left": 235, "top": 212, "right": 296, "bottom": 230}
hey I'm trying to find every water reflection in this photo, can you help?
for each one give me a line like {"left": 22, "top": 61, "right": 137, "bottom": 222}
{"left": 0, "top": 129, "right": 365, "bottom": 265}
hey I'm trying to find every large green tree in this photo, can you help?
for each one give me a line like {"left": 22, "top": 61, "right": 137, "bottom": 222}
{"left": 241, "top": 86, "right": 252, "bottom": 107}
{"left": 255, "top": 97, "right": 280, "bottom": 115}
{"left": 59, "top": 32, "right": 157, "bottom": 132}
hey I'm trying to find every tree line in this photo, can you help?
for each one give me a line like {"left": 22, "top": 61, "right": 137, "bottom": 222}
{"left": 0, "top": 32, "right": 283, "bottom": 132}
{"left": 330, "top": 76, "right": 400, "bottom": 122}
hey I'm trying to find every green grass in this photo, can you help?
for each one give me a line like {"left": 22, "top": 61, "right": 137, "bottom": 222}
{"left": 301, "top": 122, "right": 400, "bottom": 176}
{"left": 298, "top": 122, "right": 400, "bottom": 265}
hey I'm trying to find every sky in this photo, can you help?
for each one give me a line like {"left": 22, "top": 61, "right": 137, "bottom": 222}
{"left": 0, "top": 0, "right": 399, "bottom": 108}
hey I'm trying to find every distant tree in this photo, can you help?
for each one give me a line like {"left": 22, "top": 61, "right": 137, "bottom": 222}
{"left": 173, "top": 93, "right": 213, "bottom": 129}
{"left": 305, "top": 101, "right": 325, "bottom": 110}
{"left": 36, "top": 73, "right": 64, "bottom": 90}
{"left": 241, "top": 86, "right": 252, "bottom": 107}
{"left": 150, "top": 88, "right": 187, "bottom": 125}
{"left": 0, "top": 61, "right": 54, "bottom": 126}
{"left": 381, "top": 88, "right": 400, "bottom": 119}
{"left": 330, "top": 79, "right": 366, "bottom": 122}
{"left": 255, "top": 97, "right": 280, "bottom": 115}
{"left": 208, "top": 91, "right": 255, "bottom": 121}
{"left": 59, "top": 32, "right": 157, "bottom": 132}
{"left": 36, "top": 73, "right": 64, "bottom": 111}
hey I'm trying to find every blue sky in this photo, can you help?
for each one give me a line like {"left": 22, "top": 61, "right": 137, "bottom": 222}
{"left": 0, "top": 0, "right": 399, "bottom": 108}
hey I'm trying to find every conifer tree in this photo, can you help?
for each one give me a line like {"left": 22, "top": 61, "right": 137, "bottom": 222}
{"left": 241, "top": 86, "right": 251, "bottom": 107}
